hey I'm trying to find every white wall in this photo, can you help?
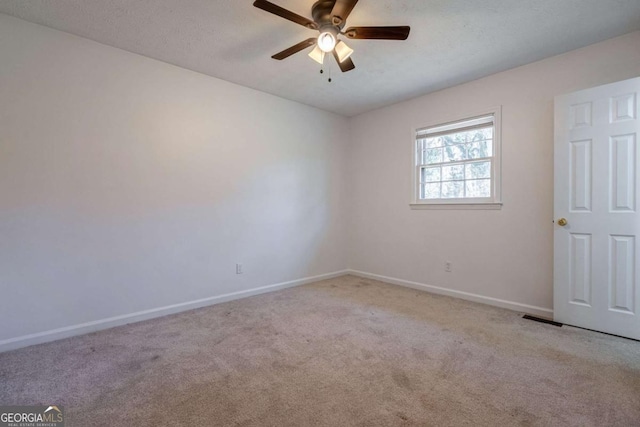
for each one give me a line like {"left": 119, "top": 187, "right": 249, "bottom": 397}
{"left": 348, "top": 31, "right": 640, "bottom": 314}
{"left": 0, "top": 14, "right": 348, "bottom": 347}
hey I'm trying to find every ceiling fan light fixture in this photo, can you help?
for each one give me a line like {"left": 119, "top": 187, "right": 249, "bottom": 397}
{"left": 334, "top": 40, "right": 354, "bottom": 63}
{"left": 253, "top": 0, "right": 411, "bottom": 74}
{"left": 317, "top": 31, "right": 336, "bottom": 53}
{"left": 308, "top": 44, "right": 325, "bottom": 64}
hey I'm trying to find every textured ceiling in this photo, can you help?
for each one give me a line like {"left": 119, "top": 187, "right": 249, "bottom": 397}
{"left": 1, "top": 0, "right": 639, "bottom": 116}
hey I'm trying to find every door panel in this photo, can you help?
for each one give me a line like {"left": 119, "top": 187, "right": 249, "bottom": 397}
{"left": 554, "top": 77, "right": 640, "bottom": 340}
{"left": 569, "top": 233, "right": 592, "bottom": 306}
{"left": 610, "top": 134, "right": 636, "bottom": 212}
{"left": 609, "top": 235, "right": 635, "bottom": 314}
{"left": 570, "top": 139, "right": 592, "bottom": 212}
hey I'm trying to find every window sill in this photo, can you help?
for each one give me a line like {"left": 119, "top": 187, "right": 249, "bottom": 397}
{"left": 410, "top": 202, "right": 503, "bottom": 210}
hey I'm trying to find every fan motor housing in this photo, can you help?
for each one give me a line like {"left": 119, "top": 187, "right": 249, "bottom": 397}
{"left": 312, "top": 0, "right": 345, "bottom": 29}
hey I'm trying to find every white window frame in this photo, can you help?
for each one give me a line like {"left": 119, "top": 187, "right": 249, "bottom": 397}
{"left": 410, "top": 106, "right": 502, "bottom": 210}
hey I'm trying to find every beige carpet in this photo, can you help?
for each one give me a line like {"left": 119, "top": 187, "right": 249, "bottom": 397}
{"left": 1, "top": 275, "right": 639, "bottom": 426}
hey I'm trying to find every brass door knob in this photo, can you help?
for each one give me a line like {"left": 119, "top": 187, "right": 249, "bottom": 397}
{"left": 557, "top": 218, "right": 568, "bottom": 226}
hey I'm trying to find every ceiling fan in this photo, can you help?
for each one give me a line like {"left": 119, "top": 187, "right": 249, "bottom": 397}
{"left": 253, "top": 0, "right": 410, "bottom": 73}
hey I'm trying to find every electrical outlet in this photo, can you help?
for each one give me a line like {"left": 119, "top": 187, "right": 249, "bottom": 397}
{"left": 445, "top": 261, "right": 452, "bottom": 273}
{"left": 236, "top": 263, "right": 243, "bottom": 274}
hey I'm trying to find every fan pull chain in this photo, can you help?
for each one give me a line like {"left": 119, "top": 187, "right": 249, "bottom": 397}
{"left": 319, "top": 64, "right": 332, "bottom": 83}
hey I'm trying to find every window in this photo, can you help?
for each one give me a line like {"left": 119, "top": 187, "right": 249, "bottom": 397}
{"left": 411, "top": 108, "right": 502, "bottom": 209}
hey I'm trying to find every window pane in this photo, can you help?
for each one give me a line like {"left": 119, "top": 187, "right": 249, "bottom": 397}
{"left": 485, "top": 140, "right": 493, "bottom": 157}
{"left": 425, "top": 148, "right": 443, "bottom": 164}
{"left": 475, "top": 127, "right": 493, "bottom": 141}
{"left": 441, "top": 134, "right": 465, "bottom": 146}
{"left": 433, "top": 135, "right": 456, "bottom": 147}
{"left": 443, "top": 144, "right": 466, "bottom": 162}
{"left": 423, "top": 183, "right": 441, "bottom": 199}
{"left": 465, "top": 161, "right": 491, "bottom": 179}
{"left": 456, "top": 126, "right": 493, "bottom": 143}
{"left": 442, "top": 181, "right": 464, "bottom": 198}
{"left": 424, "top": 137, "right": 440, "bottom": 148}
{"left": 466, "top": 140, "right": 493, "bottom": 159}
{"left": 442, "top": 164, "right": 464, "bottom": 181}
{"left": 465, "top": 179, "right": 491, "bottom": 198}
{"left": 421, "top": 167, "right": 441, "bottom": 183}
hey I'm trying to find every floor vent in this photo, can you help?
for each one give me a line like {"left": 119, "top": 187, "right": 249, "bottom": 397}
{"left": 523, "top": 314, "right": 563, "bottom": 327}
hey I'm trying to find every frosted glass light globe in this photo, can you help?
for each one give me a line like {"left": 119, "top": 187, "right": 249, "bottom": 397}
{"left": 317, "top": 32, "right": 336, "bottom": 53}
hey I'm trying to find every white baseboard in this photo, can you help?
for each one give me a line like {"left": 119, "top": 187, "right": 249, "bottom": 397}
{"left": 348, "top": 270, "right": 554, "bottom": 318}
{"left": 0, "top": 270, "right": 349, "bottom": 353}
{"left": 1, "top": 269, "right": 553, "bottom": 353}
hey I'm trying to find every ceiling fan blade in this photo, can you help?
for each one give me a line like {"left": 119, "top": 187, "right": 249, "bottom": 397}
{"left": 332, "top": 50, "right": 355, "bottom": 72}
{"left": 330, "top": 0, "right": 359, "bottom": 24}
{"left": 253, "top": 0, "right": 318, "bottom": 30}
{"left": 272, "top": 38, "right": 317, "bottom": 60}
{"left": 344, "top": 26, "right": 410, "bottom": 40}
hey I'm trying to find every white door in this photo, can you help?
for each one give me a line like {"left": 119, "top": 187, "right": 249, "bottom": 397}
{"left": 554, "top": 77, "right": 640, "bottom": 340}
